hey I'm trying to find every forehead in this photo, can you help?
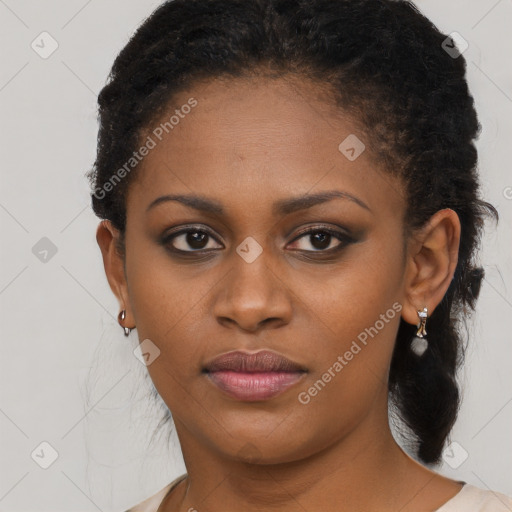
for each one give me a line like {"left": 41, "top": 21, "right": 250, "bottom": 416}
{"left": 128, "top": 75, "right": 405, "bottom": 220}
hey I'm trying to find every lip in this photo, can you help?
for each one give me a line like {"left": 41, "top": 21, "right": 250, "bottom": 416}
{"left": 203, "top": 350, "right": 307, "bottom": 401}
{"left": 203, "top": 349, "right": 307, "bottom": 373}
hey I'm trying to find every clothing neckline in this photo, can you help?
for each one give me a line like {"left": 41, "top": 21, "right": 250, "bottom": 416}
{"left": 433, "top": 481, "right": 468, "bottom": 511}
{"left": 156, "top": 474, "right": 188, "bottom": 512}
{"left": 157, "top": 476, "right": 468, "bottom": 511}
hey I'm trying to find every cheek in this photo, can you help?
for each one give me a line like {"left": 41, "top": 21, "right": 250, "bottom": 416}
{"left": 124, "top": 239, "right": 241, "bottom": 410}
{"left": 124, "top": 241, "right": 194, "bottom": 354}
{"left": 292, "top": 234, "right": 404, "bottom": 405}
{"left": 293, "top": 229, "right": 403, "bottom": 340}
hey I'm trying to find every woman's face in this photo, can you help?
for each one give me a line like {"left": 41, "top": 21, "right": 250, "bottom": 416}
{"left": 115, "top": 75, "right": 411, "bottom": 463}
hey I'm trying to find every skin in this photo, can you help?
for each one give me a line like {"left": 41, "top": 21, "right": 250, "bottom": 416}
{"left": 97, "top": 75, "right": 463, "bottom": 512}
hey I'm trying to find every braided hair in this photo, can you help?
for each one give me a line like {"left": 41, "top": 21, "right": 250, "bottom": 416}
{"left": 86, "top": 0, "right": 498, "bottom": 465}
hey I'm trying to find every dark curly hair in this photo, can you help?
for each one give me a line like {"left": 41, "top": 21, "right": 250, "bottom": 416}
{"left": 86, "top": 0, "right": 498, "bottom": 465}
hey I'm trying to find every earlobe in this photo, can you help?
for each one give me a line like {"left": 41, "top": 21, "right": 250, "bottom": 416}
{"left": 401, "top": 208, "right": 461, "bottom": 326}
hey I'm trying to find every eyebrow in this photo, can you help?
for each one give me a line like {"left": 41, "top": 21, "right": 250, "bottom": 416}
{"left": 145, "top": 190, "right": 371, "bottom": 216}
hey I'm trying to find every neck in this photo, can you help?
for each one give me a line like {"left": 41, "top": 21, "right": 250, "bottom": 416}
{"left": 165, "top": 396, "right": 427, "bottom": 511}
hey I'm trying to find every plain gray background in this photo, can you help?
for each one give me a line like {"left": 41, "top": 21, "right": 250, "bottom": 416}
{"left": 0, "top": 1, "right": 511, "bottom": 511}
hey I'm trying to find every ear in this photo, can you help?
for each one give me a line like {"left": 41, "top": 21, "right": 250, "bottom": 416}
{"left": 401, "top": 208, "right": 461, "bottom": 326}
{"left": 96, "top": 220, "right": 135, "bottom": 328}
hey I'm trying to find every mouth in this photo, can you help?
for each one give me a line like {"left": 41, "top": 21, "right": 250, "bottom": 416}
{"left": 202, "top": 350, "right": 307, "bottom": 401}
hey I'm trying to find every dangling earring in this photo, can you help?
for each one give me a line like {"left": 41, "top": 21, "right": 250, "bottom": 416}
{"left": 118, "top": 309, "right": 133, "bottom": 337}
{"left": 410, "top": 307, "right": 428, "bottom": 356}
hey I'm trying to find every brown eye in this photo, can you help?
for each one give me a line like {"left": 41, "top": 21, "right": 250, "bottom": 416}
{"left": 287, "top": 227, "right": 352, "bottom": 253}
{"left": 163, "top": 228, "right": 222, "bottom": 253}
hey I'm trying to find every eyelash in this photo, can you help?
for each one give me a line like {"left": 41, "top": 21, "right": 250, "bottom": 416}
{"left": 161, "top": 224, "right": 354, "bottom": 257}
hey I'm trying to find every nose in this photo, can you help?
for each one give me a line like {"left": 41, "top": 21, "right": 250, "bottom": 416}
{"left": 213, "top": 251, "right": 293, "bottom": 333}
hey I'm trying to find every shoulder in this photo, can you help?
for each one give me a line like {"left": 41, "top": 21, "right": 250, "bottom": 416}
{"left": 437, "top": 483, "right": 512, "bottom": 512}
{"left": 123, "top": 474, "right": 187, "bottom": 512}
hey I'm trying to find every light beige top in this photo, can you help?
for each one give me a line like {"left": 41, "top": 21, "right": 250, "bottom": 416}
{"left": 125, "top": 475, "right": 512, "bottom": 512}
